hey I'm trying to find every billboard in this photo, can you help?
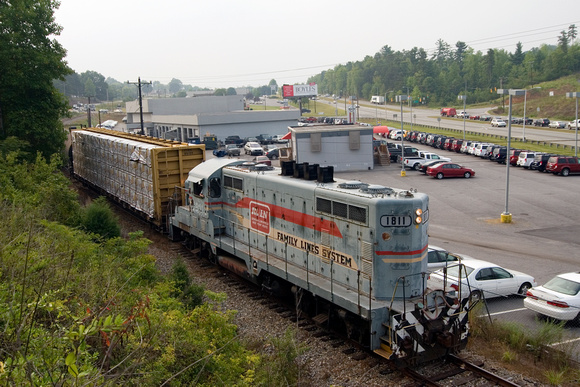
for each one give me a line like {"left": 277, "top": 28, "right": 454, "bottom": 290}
{"left": 282, "top": 83, "right": 318, "bottom": 98}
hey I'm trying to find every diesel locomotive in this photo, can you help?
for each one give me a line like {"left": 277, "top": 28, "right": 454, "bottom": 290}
{"left": 169, "top": 158, "right": 470, "bottom": 366}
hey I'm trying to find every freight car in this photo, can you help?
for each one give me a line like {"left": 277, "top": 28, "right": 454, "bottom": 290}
{"left": 70, "top": 127, "right": 205, "bottom": 230}
{"left": 169, "top": 159, "right": 470, "bottom": 366}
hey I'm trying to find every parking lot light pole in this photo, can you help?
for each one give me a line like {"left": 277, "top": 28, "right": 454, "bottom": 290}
{"left": 566, "top": 92, "right": 580, "bottom": 157}
{"left": 396, "top": 95, "right": 408, "bottom": 177}
{"left": 497, "top": 89, "right": 525, "bottom": 223}
{"left": 458, "top": 95, "right": 466, "bottom": 140}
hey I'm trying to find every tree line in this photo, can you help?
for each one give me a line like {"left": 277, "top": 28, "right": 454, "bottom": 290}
{"left": 307, "top": 25, "right": 579, "bottom": 106}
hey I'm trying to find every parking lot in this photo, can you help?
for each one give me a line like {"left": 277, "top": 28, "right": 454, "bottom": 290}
{"left": 213, "top": 141, "right": 580, "bottom": 347}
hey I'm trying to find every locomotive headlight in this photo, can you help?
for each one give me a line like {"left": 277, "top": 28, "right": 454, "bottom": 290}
{"left": 414, "top": 208, "right": 423, "bottom": 224}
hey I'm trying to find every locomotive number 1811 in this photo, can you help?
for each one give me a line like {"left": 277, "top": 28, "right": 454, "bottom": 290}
{"left": 380, "top": 215, "right": 412, "bottom": 227}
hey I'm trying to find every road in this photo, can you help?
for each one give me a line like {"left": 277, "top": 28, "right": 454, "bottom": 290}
{"left": 318, "top": 98, "right": 580, "bottom": 150}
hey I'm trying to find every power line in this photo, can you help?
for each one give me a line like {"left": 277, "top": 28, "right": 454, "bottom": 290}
{"left": 126, "top": 77, "right": 151, "bottom": 135}
{"left": 138, "top": 21, "right": 580, "bottom": 88}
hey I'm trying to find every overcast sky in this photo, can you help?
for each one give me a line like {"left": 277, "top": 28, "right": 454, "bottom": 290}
{"left": 54, "top": 1, "right": 580, "bottom": 89}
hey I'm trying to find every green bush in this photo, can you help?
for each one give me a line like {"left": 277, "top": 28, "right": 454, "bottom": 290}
{"left": 81, "top": 196, "right": 121, "bottom": 239}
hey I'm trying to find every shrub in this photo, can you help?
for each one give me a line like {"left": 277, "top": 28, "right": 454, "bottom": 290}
{"left": 82, "top": 196, "right": 120, "bottom": 239}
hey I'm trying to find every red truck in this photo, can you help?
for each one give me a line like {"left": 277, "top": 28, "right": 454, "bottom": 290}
{"left": 440, "top": 107, "right": 457, "bottom": 117}
{"left": 546, "top": 156, "right": 580, "bottom": 176}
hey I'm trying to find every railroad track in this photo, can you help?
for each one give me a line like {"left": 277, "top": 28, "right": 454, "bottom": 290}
{"left": 169, "top": 241, "right": 526, "bottom": 387}
{"left": 401, "top": 354, "right": 522, "bottom": 386}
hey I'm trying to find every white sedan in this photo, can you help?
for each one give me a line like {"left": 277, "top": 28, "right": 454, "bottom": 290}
{"left": 548, "top": 121, "right": 566, "bottom": 128}
{"left": 491, "top": 118, "right": 506, "bottom": 127}
{"left": 429, "top": 259, "right": 537, "bottom": 302}
{"left": 524, "top": 272, "right": 580, "bottom": 323}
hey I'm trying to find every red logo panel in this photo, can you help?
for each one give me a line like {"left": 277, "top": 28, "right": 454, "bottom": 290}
{"left": 250, "top": 201, "right": 270, "bottom": 234}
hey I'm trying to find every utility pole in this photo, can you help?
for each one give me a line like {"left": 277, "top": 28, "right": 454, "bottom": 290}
{"left": 499, "top": 78, "right": 505, "bottom": 111}
{"left": 126, "top": 77, "right": 152, "bottom": 135}
{"left": 87, "top": 96, "right": 92, "bottom": 127}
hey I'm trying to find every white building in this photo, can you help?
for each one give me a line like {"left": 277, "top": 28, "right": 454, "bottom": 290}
{"left": 285, "top": 125, "right": 374, "bottom": 172}
{"left": 125, "top": 95, "right": 299, "bottom": 142}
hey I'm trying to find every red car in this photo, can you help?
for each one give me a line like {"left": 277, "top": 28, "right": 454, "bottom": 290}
{"left": 426, "top": 162, "right": 475, "bottom": 179}
{"left": 253, "top": 155, "right": 271, "bottom": 166}
{"left": 509, "top": 149, "right": 524, "bottom": 166}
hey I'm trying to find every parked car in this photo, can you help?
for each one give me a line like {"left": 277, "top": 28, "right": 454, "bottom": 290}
{"left": 244, "top": 141, "right": 264, "bottom": 156}
{"left": 545, "top": 156, "right": 580, "bottom": 176}
{"left": 212, "top": 148, "right": 227, "bottom": 157}
{"left": 443, "top": 138, "right": 455, "bottom": 151}
{"left": 427, "top": 245, "right": 462, "bottom": 272}
{"left": 533, "top": 118, "right": 550, "bottom": 127}
{"left": 548, "top": 121, "right": 567, "bottom": 128}
{"left": 256, "top": 134, "right": 274, "bottom": 144}
{"left": 516, "top": 151, "right": 537, "bottom": 168}
{"left": 508, "top": 149, "right": 525, "bottom": 166}
{"left": 426, "top": 162, "right": 475, "bottom": 179}
{"left": 389, "top": 130, "right": 403, "bottom": 140}
{"left": 225, "top": 135, "right": 244, "bottom": 147}
{"left": 523, "top": 272, "right": 580, "bottom": 323}
{"left": 485, "top": 145, "right": 503, "bottom": 161}
{"left": 242, "top": 137, "right": 259, "bottom": 146}
{"left": 491, "top": 118, "right": 507, "bottom": 127}
{"left": 473, "top": 143, "right": 492, "bottom": 158}
{"left": 492, "top": 146, "right": 508, "bottom": 163}
{"left": 459, "top": 141, "right": 472, "bottom": 154}
{"left": 451, "top": 139, "right": 464, "bottom": 152}
{"left": 266, "top": 147, "right": 280, "bottom": 160}
{"left": 467, "top": 142, "right": 480, "bottom": 155}
{"left": 225, "top": 144, "right": 241, "bottom": 156}
{"left": 429, "top": 259, "right": 537, "bottom": 301}
{"left": 567, "top": 119, "right": 580, "bottom": 130}
{"left": 253, "top": 155, "right": 271, "bottom": 166}
{"left": 272, "top": 134, "right": 289, "bottom": 143}
{"left": 419, "top": 160, "right": 445, "bottom": 174}
{"left": 530, "top": 153, "right": 557, "bottom": 172}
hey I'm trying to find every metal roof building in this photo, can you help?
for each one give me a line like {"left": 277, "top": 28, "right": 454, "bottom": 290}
{"left": 125, "top": 95, "right": 299, "bottom": 143}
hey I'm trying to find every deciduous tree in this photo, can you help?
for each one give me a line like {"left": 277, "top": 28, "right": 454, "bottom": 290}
{"left": 0, "top": 0, "right": 71, "bottom": 159}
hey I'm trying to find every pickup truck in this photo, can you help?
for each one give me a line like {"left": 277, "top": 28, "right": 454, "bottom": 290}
{"left": 387, "top": 143, "right": 419, "bottom": 162}
{"left": 272, "top": 134, "right": 289, "bottom": 143}
{"left": 403, "top": 151, "right": 451, "bottom": 170}
{"left": 224, "top": 135, "right": 244, "bottom": 147}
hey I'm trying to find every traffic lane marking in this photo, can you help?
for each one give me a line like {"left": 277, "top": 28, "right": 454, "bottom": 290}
{"left": 479, "top": 307, "right": 527, "bottom": 317}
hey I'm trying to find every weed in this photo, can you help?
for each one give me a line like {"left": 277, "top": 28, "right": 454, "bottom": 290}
{"left": 502, "top": 350, "right": 517, "bottom": 363}
{"left": 544, "top": 369, "right": 566, "bottom": 386}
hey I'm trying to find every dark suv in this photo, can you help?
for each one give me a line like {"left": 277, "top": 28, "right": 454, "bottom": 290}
{"left": 533, "top": 118, "right": 550, "bottom": 127}
{"left": 530, "top": 153, "right": 557, "bottom": 172}
{"left": 493, "top": 146, "right": 508, "bottom": 163}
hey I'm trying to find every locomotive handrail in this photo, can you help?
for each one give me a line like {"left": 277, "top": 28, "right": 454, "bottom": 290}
{"left": 210, "top": 212, "right": 371, "bottom": 315}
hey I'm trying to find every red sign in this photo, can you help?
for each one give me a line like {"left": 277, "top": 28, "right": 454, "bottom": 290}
{"left": 250, "top": 201, "right": 270, "bottom": 234}
{"left": 282, "top": 85, "right": 294, "bottom": 97}
{"left": 282, "top": 84, "right": 318, "bottom": 98}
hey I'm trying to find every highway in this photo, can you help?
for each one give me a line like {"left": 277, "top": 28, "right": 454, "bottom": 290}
{"left": 317, "top": 98, "right": 580, "bottom": 151}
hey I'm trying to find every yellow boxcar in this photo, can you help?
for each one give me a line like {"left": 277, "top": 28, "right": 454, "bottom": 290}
{"left": 70, "top": 127, "right": 205, "bottom": 230}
